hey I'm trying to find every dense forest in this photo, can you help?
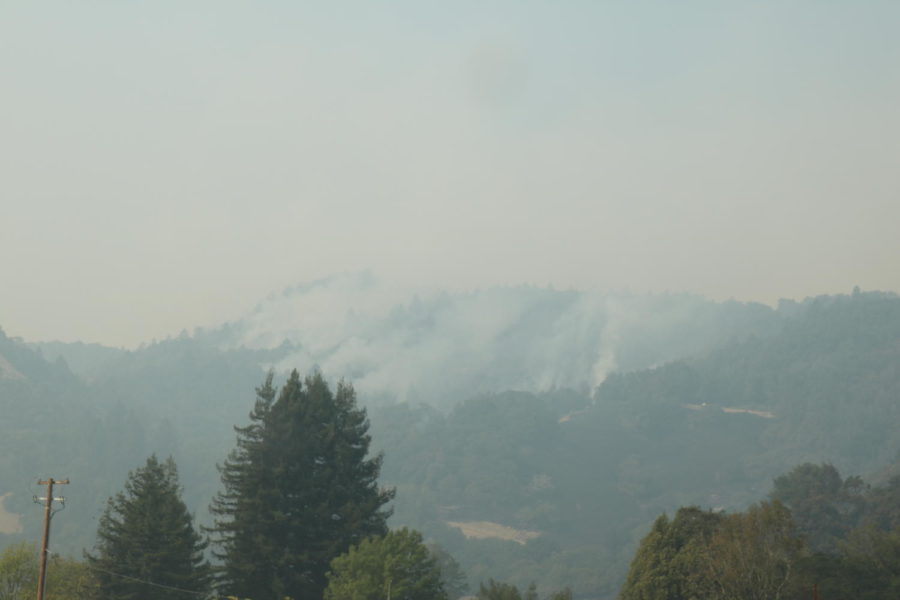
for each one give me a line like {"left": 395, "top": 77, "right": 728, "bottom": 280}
{"left": 620, "top": 462, "right": 900, "bottom": 599}
{"left": 1, "top": 287, "right": 899, "bottom": 598}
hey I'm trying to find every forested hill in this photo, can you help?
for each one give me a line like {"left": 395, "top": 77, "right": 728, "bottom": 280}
{"left": 596, "top": 289, "right": 900, "bottom": 478}
{"left": 368, "top": 290, "right": 900, "bottom": 597}
{"left": 175, "top": 276, "right": 786, "bottom": 407}
{"left": 2, "top": 289, "right": 899, "bottom": 599}
{"left": 31, "top": 279, "right": 784, "bottom": 410}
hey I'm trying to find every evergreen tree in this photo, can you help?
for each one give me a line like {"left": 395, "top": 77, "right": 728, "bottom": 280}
{"left": 85, "top": 455, "right": 210, "bottom": 600}
{"left": 209, "top": 370, "right": 395, "bottom": 600}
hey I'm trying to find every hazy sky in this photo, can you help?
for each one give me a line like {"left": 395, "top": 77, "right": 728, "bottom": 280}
{"left": 2, "top": 1, "right": 898, "bottom": 347}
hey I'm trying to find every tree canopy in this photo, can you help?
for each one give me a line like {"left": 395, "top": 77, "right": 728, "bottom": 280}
{"left": 619, "top": 507, "right": 723, "bottom": 600}
{"left": 770, "top": 462, "right": 867, "bottom": 554}
{"left": 325, "top": 528, "right": 447, "bottom": 600}
{"left": 0, "top": 542, "right": 96, "bottom": 600}
{"left": 209, "top": 370, "right": 395, "bottom": 600}
{"left": 85, "top": 455, "right": 209, "bottom": 600}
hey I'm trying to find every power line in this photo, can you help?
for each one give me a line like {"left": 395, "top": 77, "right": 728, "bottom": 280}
{"left": 30, "top": 476, "right": 222, "bottom": 600}
{"left": 83, "top": 564, "right": 210, "bottom": 597}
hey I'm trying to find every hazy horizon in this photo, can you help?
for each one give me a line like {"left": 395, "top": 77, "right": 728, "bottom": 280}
{"left": 3, "top": 2, "right": 899, "bottom": 347}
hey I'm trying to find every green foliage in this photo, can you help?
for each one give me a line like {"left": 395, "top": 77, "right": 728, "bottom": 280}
{"left": 4, "top": 290, "right": 900, "bottom": 599}
{"left": 0, "top": 542, "right": 36, "bottom": 600}
{"left": 619, "top": 507, "right": 723, "bottom": 600}
{"left": 85, "top": 455, "right": 210, "bottom": 600}
{"left": 862, "top": 475, "right": 900, "bottom": 531}
{"left": 477, "top": 579, "right": 571, "bottom": 600}
{"left": 776, "top": 464, "right": 900, "bottom": 600}
{"left": 325, "top": 528, "right": 446, "bottom": 600}
{"left": 770, "top": 463, "right": 867, "bottom": 553}
{"left": 477, "top": 579, "right": 528, "bottom": 600}
{"left": 839, "top": 525, "right": 900, "bottom": 598}
{"left": 704, "top": 501, "right": 805, "bottom": 600}
{"left": 788, "top": 528, "right": 900, "bottom": 600}
{"left": 0, "top": 542, "right": 96, "bottom": 600}
{"left": 44, "top": 554, "right": 98, "bottom": 600}
{"left": 621, "top": 462, "right": 900, "bottom": 600}
{"left": 545, "top": 588, "right": 572, "bottom": 600}
{"left": 620, "top": 502, "right": 805, "bottom": 600}
{"left": 209, "top": 371, "right": 395, "bottom": 600}
{"left": 427, "top": 543, "right": 469, "bottom": 599}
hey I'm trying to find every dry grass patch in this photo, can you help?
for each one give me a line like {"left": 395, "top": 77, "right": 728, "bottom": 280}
{"left": 446, "top": 520, "right": 540, "bottom": 545}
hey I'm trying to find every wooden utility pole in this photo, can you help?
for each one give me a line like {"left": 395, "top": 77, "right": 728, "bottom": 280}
{"left": 35, "top": 478, "right": 68, "bottom": 600}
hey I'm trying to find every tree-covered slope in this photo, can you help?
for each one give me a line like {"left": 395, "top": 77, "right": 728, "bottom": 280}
{"left": 598, "top": 290, "right": 900, "bottom": 478}
{"left": 1, "top": 289, "right": 898, "bottom": 599}
{"left": 372, "top": 291, "right": 900, "bottom": 598}
{"left": 204, "top": 276, "right": 786, "bottom": 408}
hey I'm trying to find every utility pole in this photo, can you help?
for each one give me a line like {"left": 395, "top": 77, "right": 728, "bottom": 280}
{"left": 34, "top": 478, "right": 68, "bottom": 600}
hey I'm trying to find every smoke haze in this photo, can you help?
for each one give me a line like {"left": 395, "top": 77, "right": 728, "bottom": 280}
{"left": 2, "top": 2, "right": 898, "bottom": 346}
{"left": 216, "top": 273, "right": 780, "bottom": 406}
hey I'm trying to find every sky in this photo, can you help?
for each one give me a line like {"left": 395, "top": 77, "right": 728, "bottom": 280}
{"left": 2, "top": 1, "right": 899, "bottom": 347}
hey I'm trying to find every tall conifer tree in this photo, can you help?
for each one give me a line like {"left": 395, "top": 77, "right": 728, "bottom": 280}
{"left": 209, "top": 370, "right": 394, "bottom": 600}
{"left": 86, "top": 455, "right": 210, "bottom": 600}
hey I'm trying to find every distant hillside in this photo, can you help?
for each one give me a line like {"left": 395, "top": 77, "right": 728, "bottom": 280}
{"left": 371, "top": 290, "right": 900, "bottom": 598}
{"left": 30, "top": 340, "right": 127, "bottom": 381}
{"left": 596, "top": 289, "right": 900, "bottom": 479}
{"left": 32, "top": 275, "right": 785, "bottom": 411}
{"left": 3, "top": 287, "right": 899, "bottom": 600}
{"left": 199, "top": 274, "right": 785, "bottom": 407}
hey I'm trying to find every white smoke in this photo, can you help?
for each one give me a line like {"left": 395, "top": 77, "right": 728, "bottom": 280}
{"left": 220, "top": 273, "right": 776, "bottom": 407}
